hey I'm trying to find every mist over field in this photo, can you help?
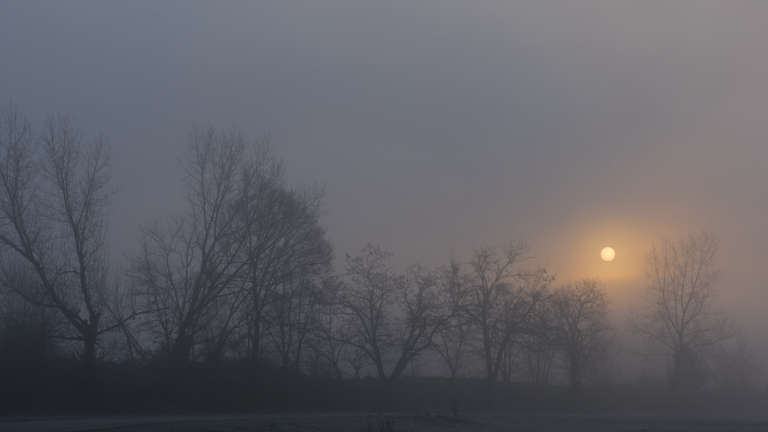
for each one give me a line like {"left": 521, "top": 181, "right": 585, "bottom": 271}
{"left": 2, "top": 1, "right": 768, "bottom": 430}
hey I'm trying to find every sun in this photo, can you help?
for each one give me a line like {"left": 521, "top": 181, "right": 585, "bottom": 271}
{"left": 600, "top": 246, "right": 616, "bottom": 262}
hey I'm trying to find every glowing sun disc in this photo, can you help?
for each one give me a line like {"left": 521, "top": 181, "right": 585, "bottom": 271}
{"left": 600, "top": 246, "right": 616, "bottom": 262}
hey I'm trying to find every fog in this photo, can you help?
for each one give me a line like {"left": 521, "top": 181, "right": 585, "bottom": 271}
{"left": 1, "top": 0, "right": 768, "bottom": 427}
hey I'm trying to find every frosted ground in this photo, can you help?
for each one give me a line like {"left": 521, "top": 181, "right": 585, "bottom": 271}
{"left": 4, "top": 412, "right": 768, "bottom": 432}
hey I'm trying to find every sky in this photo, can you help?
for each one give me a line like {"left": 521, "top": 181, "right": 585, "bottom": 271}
{"left": 2, "top": 1, "right": 768, "bottom": 337}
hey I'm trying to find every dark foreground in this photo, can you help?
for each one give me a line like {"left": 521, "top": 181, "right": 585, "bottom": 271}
{"left": 4, "top": 412, "right": 768, "bottom": 432}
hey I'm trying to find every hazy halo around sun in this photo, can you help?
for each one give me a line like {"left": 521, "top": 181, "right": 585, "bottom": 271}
{"left": 601, "top": 246, "right": 616, "bottom": 262}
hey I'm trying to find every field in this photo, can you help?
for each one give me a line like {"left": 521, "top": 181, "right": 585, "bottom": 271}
{"left": 4, "top": 412, "right": 768, "bottom": 432}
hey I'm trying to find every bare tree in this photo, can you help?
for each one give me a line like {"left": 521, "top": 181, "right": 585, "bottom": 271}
{"left": 519, "top": 297, "right": 558, "bottom": 385}
{"left": 339, "top": 245, "right": 442, "bottom": 382}
{"left": 241, "top": 184, "right": 333, "bottom": 363}
{"left": 264, "top": 277, "right": 320, "bottom": 369}
{"left": 0, "top": 107, "right": 127, "bottom": 366}
{"left": 433, "top": 259, "right": 472, "bottom": 379}
{"left": 550, "top": 279, "right": 609, "bottom": 392}
{"left": 131, "top": 128, "right": 269, "bottom": 364}
{"left": 637, "top": 232, "right": 731, "bottom": 390}
{"left": 464, "top": 244, "right": 550, "bottom": 383}
{"left": 132, "top": 128, "right": 332, "bottom": 366}
{"left": 307, "top": 282, "right": 348, "bottom": 379}
{"left": 520, "top": 333, "right": 557, "bottom": 385}
{"left": 197, "top": 285, "right": 249, "bottom": 363}
{"left": 346, "top": 346, "right": 369, "bottom": 379}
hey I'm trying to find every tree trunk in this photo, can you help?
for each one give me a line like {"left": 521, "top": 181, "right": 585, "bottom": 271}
{"left": 568, "top": 356, "right": 583, "bottom": 393}
{"left": 249, "top": 318, "right": 262, "bottom": 361}
{"left": 81, "top": 326, "right": 98, "bottom": 367}
{"left": 170, "top": 333, "right": 194, "bottom": 365}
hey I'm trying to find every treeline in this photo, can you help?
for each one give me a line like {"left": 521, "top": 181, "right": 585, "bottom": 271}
{"left": 0, "top": 106, "right": 762, "bottom": 413}
{"left": 0, "top": 107, "right": 610, "bottom": 389}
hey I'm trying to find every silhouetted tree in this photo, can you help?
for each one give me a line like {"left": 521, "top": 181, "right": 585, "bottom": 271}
{"left": 132, "top": 128, "right": 332, "bottom": 366}
{"left": 132, "top": 128, "right": 271, "bottom": 364}
{"left": 307, "top": 278, "right": 348, "bottom": 378}
{"left": 264, "top": 278, "right": 319, "bottom": 369}
{"left": 636, "top": 232, "right": 731, "bottom": 390}
{"left": 464, "top": 244, "right": 550, "bottom": 383}
{"left": 346, "top": 346, "right": 369, "bottom": 379}
{"left": 0, "top": 107, "right": 127, "bottom": 366}
{"left": 550, "top": 279, "right": 609, "bottom": 392}
{"left": 240, "top": 183, "right": 333, "bottom": 364}
{"left": 433, "top": 260, "right": 473, "bottom": 379}
{"left": 519, "top": 297, "right": 558, "bottom": 385}
{"left": 339, "top": 245, "right": 442, "bottom": 381}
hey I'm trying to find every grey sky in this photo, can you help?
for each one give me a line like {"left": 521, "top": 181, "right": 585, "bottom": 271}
{"left": 2, "top": 1, "right": 767, "bottom": 331}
